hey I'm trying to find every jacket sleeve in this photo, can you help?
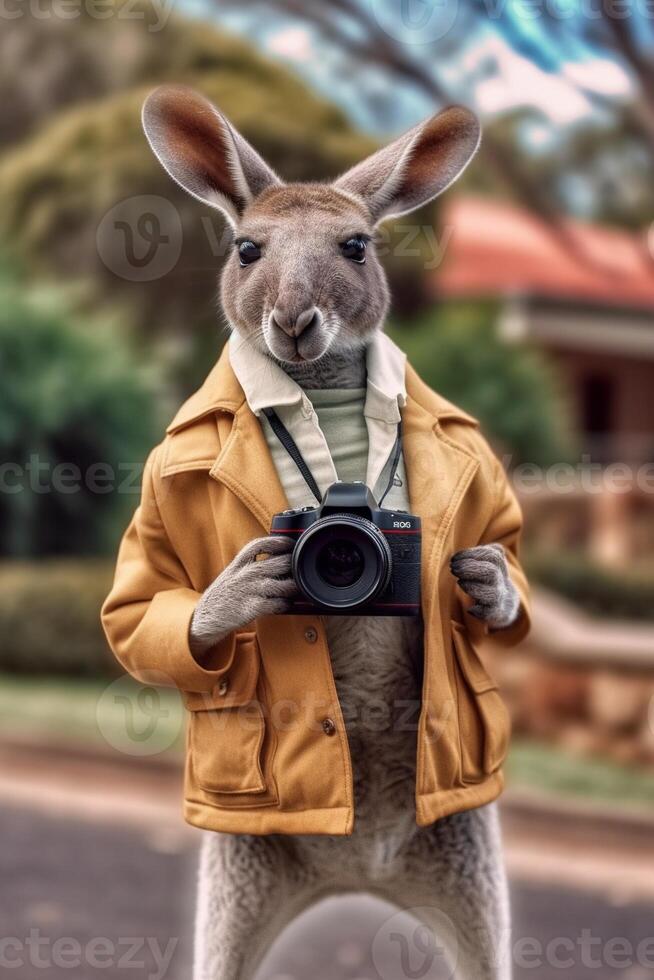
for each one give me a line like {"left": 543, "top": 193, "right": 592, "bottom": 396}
{"left": 466, "top": 451, "right": 531, "bottom": 648}
{"left": 101, "top": 446, "right": 236, "bottom": 692}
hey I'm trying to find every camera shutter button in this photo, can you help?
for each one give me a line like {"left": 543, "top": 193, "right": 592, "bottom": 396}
{"left": 304, "top": 627, "right": 318, "bottom": 644}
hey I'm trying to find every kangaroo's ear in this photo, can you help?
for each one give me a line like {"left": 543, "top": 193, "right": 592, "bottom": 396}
{"left": 335, "top": 106, "right": 480, "bottom": 224}
{"left": 142, "top": 85, "right": 282, "bottom": 226}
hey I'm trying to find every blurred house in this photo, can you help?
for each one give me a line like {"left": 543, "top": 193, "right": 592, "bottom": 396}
{"left": 436, "top": 196, "right": 654, "bottom": 565}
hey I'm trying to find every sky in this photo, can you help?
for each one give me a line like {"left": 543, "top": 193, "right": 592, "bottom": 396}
{"left": 191, "top": 0, "right": 638, "bottom": 139}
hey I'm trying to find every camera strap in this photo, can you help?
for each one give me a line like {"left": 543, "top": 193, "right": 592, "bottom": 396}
{"left": 263, "top": 407, "right": 403, "bottom": 508}
{"left": 378, "top": 419, "right": 403, "bottom": 508}
{"left": 263, "top": 408, "right": 322, "bottom": 504}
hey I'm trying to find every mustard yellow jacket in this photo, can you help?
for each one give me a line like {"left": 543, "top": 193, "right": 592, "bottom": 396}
{"left": 102, "top": 348, "right": 530, "bottom": 836}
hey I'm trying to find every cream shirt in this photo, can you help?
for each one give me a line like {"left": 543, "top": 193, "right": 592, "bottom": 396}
{"left": 228, "top": 330, "right": 410, "bottom": 512}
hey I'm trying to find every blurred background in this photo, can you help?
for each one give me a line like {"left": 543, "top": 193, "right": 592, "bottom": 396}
{"left": 1, "top": 1, "right": 654, "bottom": 977}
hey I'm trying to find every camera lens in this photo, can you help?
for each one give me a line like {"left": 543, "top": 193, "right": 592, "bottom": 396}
{"left": 292, "top": 514, "right": 392, "bottom": 610}
{"left": 316, "top": 539, "right": 364, "bottom": 588}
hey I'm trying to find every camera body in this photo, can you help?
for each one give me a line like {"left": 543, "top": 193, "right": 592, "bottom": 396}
{"left": 270, "top": 482, "right": 421, "bottom": 617}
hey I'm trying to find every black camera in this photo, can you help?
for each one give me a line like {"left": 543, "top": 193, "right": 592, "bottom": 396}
{"left": 270, "top": 482, "right": 421, "bottom": 616}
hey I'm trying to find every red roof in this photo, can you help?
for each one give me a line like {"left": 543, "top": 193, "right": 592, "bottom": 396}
{"left": 435, "top": 196, "right": 654, "bottom": 311}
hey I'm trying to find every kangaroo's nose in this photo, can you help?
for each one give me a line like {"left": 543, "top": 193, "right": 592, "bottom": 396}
{"left": 271, "top": 305, "right": 319, "bottom": 338}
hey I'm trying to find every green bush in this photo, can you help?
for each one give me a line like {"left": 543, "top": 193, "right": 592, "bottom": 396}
{"left": 0, "top": 561, "right": 118, "bottom": 676}
{"left": 0, "top": 275, "right": 159, "bottom": 556}
{"left": 389, "top": 302, "right": 571, "bottom": 466}
{"left": 526, "top": 551, "right": 654, "bottom": 622}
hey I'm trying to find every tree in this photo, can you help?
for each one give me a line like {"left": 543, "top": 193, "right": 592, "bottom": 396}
{"left": 213, "top": 0, "right": 654, "bottom": 243}
{"left": 0, "top": 11, "right": 383, "bottom": 390}
{"left": 213, "top": 0, "right": 575, "bottom": 239}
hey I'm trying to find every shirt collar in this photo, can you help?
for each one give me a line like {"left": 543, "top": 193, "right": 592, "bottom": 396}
{"left": 364, "top": 332, "right": 406, "bottom": 424}
{"left": 228, "top": 329, "right": 406, "bottom": 424}
{"left": 228, "top": 330, "right": 307, "bottom": 417}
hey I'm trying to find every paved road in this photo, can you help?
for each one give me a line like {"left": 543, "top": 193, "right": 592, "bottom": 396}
{"left": 2, "top": 805, "right": 653, "bottom": 980}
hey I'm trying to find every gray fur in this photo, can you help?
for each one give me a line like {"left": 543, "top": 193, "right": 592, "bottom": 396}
{"left": 189, "top": 536, "right": 295, "bottom": 658}
{"left": 283, "top": 345, "right": 368, "bottom": 390}
{"left": 450, "top": 544, "right": 520, "bottom": 630}
{"left": 194, "top": 804, "right": 511, "bottom": 980}
{"left": 220, "top": 183, "right": 389, "bottom": 365}
{"left": 146, "top": 88, "right": 515, "bottom": 980}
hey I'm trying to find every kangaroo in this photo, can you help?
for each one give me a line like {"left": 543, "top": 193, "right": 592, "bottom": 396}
{"left": 140, "top": 86, "right": 522, "bottom": 980}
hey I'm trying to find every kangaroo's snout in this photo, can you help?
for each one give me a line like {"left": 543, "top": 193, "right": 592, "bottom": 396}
{"left": 267, "top": 303, "right": 327, "bottom": 362}
{"left": 271, "top": 305, "right": 320, "bottom": 339}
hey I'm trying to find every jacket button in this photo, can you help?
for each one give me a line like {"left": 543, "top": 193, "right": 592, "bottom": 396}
{"left": 304, "top": 627, "right": 318, "bottom": 644}
{"left": 322, "top": 717, "right": 336, "bottom": 737}
{"left": 217, "top": 679, "right": 229, "bottom": 697}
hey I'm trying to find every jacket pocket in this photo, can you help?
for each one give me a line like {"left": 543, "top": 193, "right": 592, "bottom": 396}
{"left": 451, "top": 620, "right": 510, "bottom": 781}
{"left": 185, "top": 632, "right": 267, "bottom": 797}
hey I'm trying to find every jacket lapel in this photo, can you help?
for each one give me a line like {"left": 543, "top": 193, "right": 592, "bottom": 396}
{"left": 213, "top": 395, "right": 480, "bottom": 545}
{"left": 402, "top": 395, "right": 479, "bottom": 623}
{"left": 166, "top": 346, "right": 481, "bottom": 545}
{"left": 165, "top": 347, "right": 289, "bottom": 532}
{"left": 210, "top": 402, "right": 289, "bottom": 532}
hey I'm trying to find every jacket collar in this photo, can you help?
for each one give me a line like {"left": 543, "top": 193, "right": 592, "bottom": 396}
{"left": 163, "top": 344, "right": 480, "bottom": 548}
{"left": 166, "top": 341, "right": 478, "bottom": 435}
{"left": 166, "top": 346, "right": 245, "bottom": 433}
{"left": 228, "top": 330, "right": 305, "bottom": 417}
{"left": 228, "top": 329, "right": 407, "bottom": 427}
{"left": 163, "top": 344, "right": 480, "bottom": 543}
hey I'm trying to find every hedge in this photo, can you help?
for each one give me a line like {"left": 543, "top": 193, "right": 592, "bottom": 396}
{"left": 0, "top": 561, "right": 119, "bottom": 676}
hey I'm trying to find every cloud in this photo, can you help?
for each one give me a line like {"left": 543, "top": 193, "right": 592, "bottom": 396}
{"left": 462, "top": 34, "right": 609, "bottom": 125}
{"left": 266, "top": 27, "right": 314, "bottom": 63}
{"left": 562, "top": 59, "right": 632, "bottom": 98}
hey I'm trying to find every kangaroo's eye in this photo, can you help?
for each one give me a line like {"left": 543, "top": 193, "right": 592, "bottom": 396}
{"left": 340, "top": 237, "right": 367, "bottom": 264}
{"left": 238, "top": 241, "right": 261, "bottom": 266}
